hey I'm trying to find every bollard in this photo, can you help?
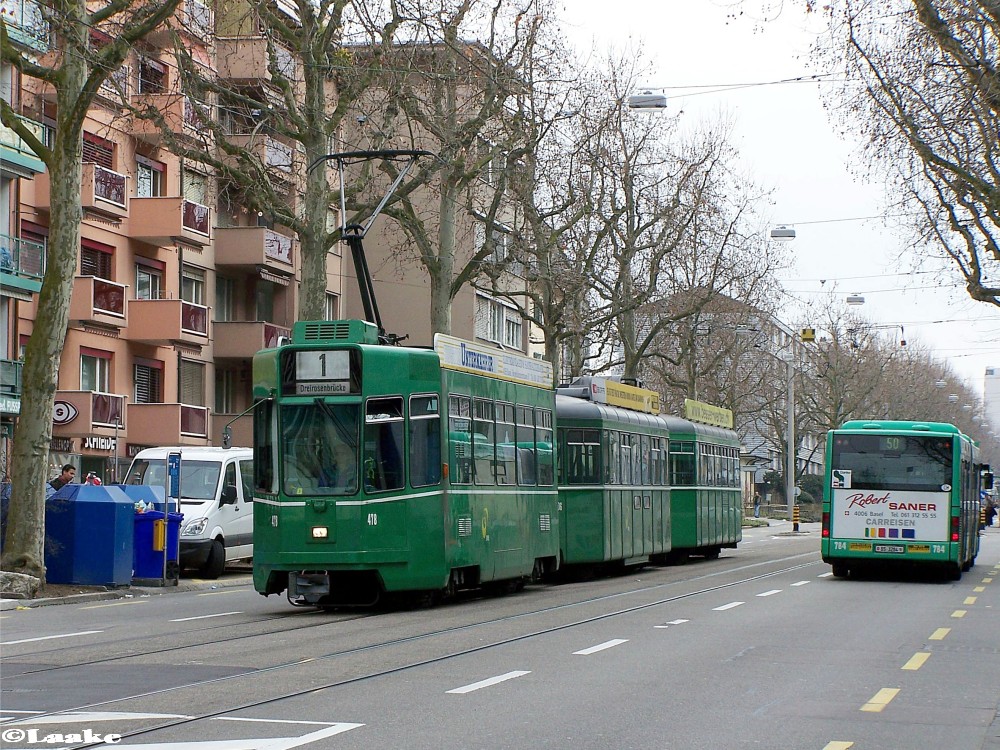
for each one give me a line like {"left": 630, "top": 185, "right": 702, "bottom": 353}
{"left": 981, "top": 507, "right": 987, "bottom": 530}
{"left": 792, "top": 504, "right": 800, "bottom": 532}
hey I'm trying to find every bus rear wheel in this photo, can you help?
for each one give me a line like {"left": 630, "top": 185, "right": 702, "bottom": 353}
{"left": 831, "top": 563, "right": 849, "bottom": 578}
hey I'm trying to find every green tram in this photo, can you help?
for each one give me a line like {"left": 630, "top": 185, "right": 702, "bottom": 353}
{"left": 665, "top": 416, "right": 743, "bottom": 561}
{"left": 251, "top": 321, "right": 559, "bottom": 606}
{"left": 821, "top": 420, "right": 991, "bottom": 580}
{"left": 555, "top": 378, "right": 742, "bottom": 569}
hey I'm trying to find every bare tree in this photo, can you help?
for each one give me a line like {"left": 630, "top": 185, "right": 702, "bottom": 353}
{"left": 816, "top": 0, "right": 1000, "bottom": 306}
{"left": 346, "top": 0, "right": 552, "bottom": 336}
{"left": 1, "top": 0, "right": 182, "bottom": 579}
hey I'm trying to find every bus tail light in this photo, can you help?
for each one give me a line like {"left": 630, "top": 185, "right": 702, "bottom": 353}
{"left": 822, "top": 512, "right": 830, "bottom": 537}
{"left": 951, "top": 515, "right": 960, "bottom": 542}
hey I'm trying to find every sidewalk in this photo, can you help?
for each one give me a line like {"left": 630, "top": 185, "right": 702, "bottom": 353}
{"left": 0, "top": 571, "right": 253, "bottom": 611}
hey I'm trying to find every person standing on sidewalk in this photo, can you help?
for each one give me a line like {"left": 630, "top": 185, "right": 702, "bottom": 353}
{"left": 48, "top": 464, "right": 76, "bottom": 492}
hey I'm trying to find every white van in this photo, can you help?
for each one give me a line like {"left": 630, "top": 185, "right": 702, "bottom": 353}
{"left": 125, "top": 446, "right": 253, "bottom": 579}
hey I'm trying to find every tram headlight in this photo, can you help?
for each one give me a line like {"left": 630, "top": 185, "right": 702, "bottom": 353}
{"left": 311, "top": 526, "right": 328, "bottom": 539}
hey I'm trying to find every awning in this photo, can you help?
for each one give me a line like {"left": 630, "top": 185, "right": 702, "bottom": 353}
{"left": 259, "top": 268, "right": 291, "bottom": 286}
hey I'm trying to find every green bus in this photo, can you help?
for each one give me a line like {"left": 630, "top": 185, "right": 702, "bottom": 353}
{"left": 251, "top": 321, "right": 558, "bottom": 606}
{"left": 821, "top": 420, "right": 990, "bottom": 580}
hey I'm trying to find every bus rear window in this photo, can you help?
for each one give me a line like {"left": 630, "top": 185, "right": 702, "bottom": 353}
{"left": 831, "top": 434, "right": 952, "bottom": 492}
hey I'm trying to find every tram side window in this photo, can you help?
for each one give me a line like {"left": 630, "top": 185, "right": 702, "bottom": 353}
{"left": 670, "top": 441, "right": 695, "bottom": 486}
{"left": 619, "top": 434, "right": 632, "bottom": 485}
{"left": 640, "top": 435, "right": 651, "bottom": 485}
{"left": 516, "top": 405, "right": 536, "bottom": 485}
{"left": 565, "top": 428, "right": 601, "bottom": 484}
{"left": 604, "top": 431, "right": 620, "bottom": 484}
{"left": 448, "top": 395, "right": 472, "bottom": 484}
{"left": 253, "top": 399, "right": 278, "bottom": 493}
{"left": 649, "top": 437, "right": 664, "bottom": 485}
{"left": 536, "top": 408, "right": 554, "bottom": 485}
{"left": 473, "top": 398, "right": 496, "bottom": 486}
{"left": 496, "top": 401, "right": 516, "bottom": 486}
{"left": 409, "top": 394, "right": 442, "bottom": 488}
{"left": 364, "top": 396, "right": 404, "bottom": 492}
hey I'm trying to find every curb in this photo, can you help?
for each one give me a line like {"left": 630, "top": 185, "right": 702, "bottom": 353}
{"left": 0, "top": 574, "right": 253, "bottom": 610}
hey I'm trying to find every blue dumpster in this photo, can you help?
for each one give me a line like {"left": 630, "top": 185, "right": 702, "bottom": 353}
{"left": 132, "top": 510, "right": 183, "bottom": 581}
{"left": 45, "top": 485, "right": 134, "bottom": 586}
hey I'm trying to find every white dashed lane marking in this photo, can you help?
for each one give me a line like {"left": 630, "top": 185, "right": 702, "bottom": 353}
{"left": 447, "top": 671, "right": 531, "bottom": 694}
{"left": 573, "top": 639, "right": 629, "bottom": 655}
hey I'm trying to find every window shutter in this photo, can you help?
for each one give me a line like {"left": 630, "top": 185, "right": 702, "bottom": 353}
{"left": 179, "top": 360, "right": 205, "bottom": 406}
{"left": 134, "top": 364, "right": 163, "bottom": 404}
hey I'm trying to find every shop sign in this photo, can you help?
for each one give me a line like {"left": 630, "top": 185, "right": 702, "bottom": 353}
{"left": 1, "top": 395, "right": 20, "bottom": 414}
{"left": 53, "top": 401, "right": 79, "bottom": 425}
{"left": 50, "top": 437, "right": 74, "bottom": 452}
{"left": 126, "top": 443, "right": 153, "bottom": 459}
{"left": 82, "top": 436, "right": 117, "bottom": 452}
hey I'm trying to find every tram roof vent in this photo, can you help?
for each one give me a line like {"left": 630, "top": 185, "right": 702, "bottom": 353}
{"left": 292, "top": 319, "right": 380, "bottom": 345}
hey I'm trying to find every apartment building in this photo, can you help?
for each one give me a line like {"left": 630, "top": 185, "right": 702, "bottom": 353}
{"left": 0, "top": 0, "right": 347, "bottom": 482}
{"left": 1, "top": 3, "right": 531, "bottom": 484}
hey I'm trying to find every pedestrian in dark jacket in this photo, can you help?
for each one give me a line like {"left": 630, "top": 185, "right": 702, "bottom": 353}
{"left": 49, "top": 464, "right": 76, "bottom": 491}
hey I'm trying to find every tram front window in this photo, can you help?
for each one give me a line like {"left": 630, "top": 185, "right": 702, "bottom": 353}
{"left": 281, "top": 403, "right": 359, "bottom": 496}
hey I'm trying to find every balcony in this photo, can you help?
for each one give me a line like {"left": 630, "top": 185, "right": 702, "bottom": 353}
{"left": 0, "top": 233, "right": 45, "bottom": 299}
{"left": 0, "top": 0, "right": 49, "bottom": 52}
{"left": 213, "top": 322, "right": 290, "bottom": 360}
{"left": 0, "top": 112, "right": 46, "bottom": 178}
{"left": 215, "top": 226, "right": 294, "bottom": 272}
{"left": 51, "top": 390, "right": 125, "bottom": 438}
{"left": 146, "top": 0, "right": 213, "bottom": 45}
{"left": 216, "top": 37, "right": 296, "bottom": 84}
{"left": 224, "top": 134, "right": 295, "bottom": 183}
{"left": 68, "top": 276, "right": 127, "bottom": 330}
{"left": 128, "top": 299, "right": 210, "bottom": 347}
{"left": 127, "top": 403, "right": 210, "bottom": 445}
{"left": 129, "top": 94, "right": 212, "bottom": 146}
{"left": 129, "top": 196, "right": 211, "bottom": 247}
{"left": 34, "top": 162, "right": 128, "bottom": 220}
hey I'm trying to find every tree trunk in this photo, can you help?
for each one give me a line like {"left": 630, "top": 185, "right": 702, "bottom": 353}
{"left": 429, "top": 182, "right": 458, "bottom": 336}
{"left": 2, "top": 115, "right": 84, "bottom": 582}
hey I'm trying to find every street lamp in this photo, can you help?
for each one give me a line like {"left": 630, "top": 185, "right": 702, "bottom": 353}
{"left": 780, "top": 350, "right": 796, "bottom": 530}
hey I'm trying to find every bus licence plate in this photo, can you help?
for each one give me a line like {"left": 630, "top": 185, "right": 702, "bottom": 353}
{"left": 874, "top": 544, "right": 905, "bottom": 554}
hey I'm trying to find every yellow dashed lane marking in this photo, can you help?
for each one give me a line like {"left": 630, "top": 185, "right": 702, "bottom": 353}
{"left": 902, "top": 652, "right": 930, "bottom": 671}
{"left": 929, "top": 628, "right": 950, "bottom": 640}
{"left": 952, "top": 610, "right": 967, "bottom": 618}
{"left": 974, "top": 586, "right": 985, "bottom": 592}
{"left": 982, "top": 577, "right": 993, "bottom": 583}
{"left": 823, "top": 743, "right": 854, "bottom": 750}
{"left": 861, "top": 688, "right": 900, "bottom": 713}
{"left": 964, "top": 596, "right": 977, "bottom": 605}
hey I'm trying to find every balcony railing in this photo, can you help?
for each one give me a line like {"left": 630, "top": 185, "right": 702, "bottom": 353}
{"left": 1, "top": 359, "right": 23, "bottom": 397}
{"left": 213, "top": 321, "right": 290, "bottom": 359}
{"left": 0, "top": 112, "right": 46, "bottom": 177}
{"left": 0, "top": 0, "right": 49, "bottom": 51}
{"left": 94, "top": 164, "right": 127, "bottom": 207}
{"left": 183, "top": 199, "right": 210, "bottom": 235}
{"left": 91, "top": 391, "right": 125, "bottom": 427}
{"left": 0, "top": 233, "right": 45, "bottom": 279}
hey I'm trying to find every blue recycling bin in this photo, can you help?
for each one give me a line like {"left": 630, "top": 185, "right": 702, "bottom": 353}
{"left": 45, "top": 485, "right": 135, "bottom": 586}
{"left": 132, "top": 510, "right": 183, "bottom": 580}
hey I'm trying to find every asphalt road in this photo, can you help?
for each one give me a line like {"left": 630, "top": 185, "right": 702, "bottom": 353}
{"left": 2, "top": 520, "right": 999, "bottom": 750}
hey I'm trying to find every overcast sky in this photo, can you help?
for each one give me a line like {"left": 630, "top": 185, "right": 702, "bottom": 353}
{"left": 557, "top": 0, "right": 1000, "bottom": 400}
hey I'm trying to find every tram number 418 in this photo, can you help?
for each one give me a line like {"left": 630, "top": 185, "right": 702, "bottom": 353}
{"left": 367, "top": 513, "right": 378, "bottom": 526}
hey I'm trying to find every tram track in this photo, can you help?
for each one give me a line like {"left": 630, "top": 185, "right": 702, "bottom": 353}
{"left": 3, "top": 549, "right": 823, "bottom": 750}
